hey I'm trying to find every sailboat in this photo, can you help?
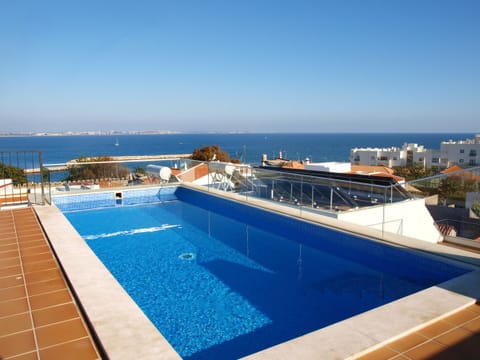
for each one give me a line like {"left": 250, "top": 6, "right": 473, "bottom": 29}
{"left": 114, "top": 138, "right": 119, "bottom": 147}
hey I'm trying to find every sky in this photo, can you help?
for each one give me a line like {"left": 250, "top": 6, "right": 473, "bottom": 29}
{"left": 0, "top": 0, "right": 479, "bottom": 133}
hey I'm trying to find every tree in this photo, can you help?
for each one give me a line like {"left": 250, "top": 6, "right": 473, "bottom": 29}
{"left": 438, "top": 176, "right": 463, "bottom": 200}
{"left": 191, "top": 145, "right": 231, "bottom": 162}
{"left": 392, "top": 164, "right": 436, "bottom": 181}
{"left": 65, "top": 156, "right": 130, "bottom": 181}
{"left": 134, "top": 166, "right": 146, "bottom": 175}
{"left": 472, "top": 202, "right": 480, "bottom": 217}
{"left": 0, "top": 162, "right": 27, "bottom": 185}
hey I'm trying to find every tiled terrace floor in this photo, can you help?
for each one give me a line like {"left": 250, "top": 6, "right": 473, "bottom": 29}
{"left": 356, "top": 302, "right": 480, "bottom": 359}
{"left": 0, "top": 207, "right": 101, "bottom": 360}
{"left": 1, "top": 207, "right": 480, "bottom": 359}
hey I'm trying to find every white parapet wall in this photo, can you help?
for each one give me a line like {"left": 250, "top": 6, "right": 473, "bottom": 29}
{"left": 305, "top": 162, "right": 351, "bottom": 173}
{"left": 338, "top": 198, "right": 443, "bottom": 243}
{"left": 0, "top": 179, "right": 13, "bottom": 192}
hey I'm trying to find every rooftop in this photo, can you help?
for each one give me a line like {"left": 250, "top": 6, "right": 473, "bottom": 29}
{"left": 2, "top": 150, "right": 480, "bottom": 358}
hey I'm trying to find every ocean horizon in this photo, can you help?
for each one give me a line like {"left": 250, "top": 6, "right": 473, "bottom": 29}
{"left": 0, "top": 132, "right": 476, "bottom": 166}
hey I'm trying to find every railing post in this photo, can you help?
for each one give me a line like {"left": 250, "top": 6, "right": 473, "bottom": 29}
{"left": 300, "top": 176, "right": 303, "bottom": 217}
{"left": 382, "top": 187, "right": 386, "bottom": 238}
{"left": 311, "top": 184, "right": 314, "bottom": 208}
{"left": 39, "top": 151, "right": 45, "bottom": 205}
{"left": 207, "top": 162, "right": 210, "bottom": 192}
{"left": 330, "top": 187, "right": 333, "bottom": 211}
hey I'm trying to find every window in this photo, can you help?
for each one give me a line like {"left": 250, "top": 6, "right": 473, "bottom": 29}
{"left": 418, "top": 157, "right": 424, "bottom": 161}
{"left": 460, "top": 149, "right": 465, "bottom": 153}
{"left": 469, "top": 150, "right": 477, "bottom": 157}
{"left": 469, "top": 160, "right": 477, "bottom": 166}
{"left": 432, "top": 157, "right": 439, "bottom": 163}
{"left": 459, "top": 159, "right": 464, "bottom": 163}
{"left": 393, "top": 156, "right": 398, "bottom": 160}
{"left": 380, "top": 156, "right": 388, "bottom": 161}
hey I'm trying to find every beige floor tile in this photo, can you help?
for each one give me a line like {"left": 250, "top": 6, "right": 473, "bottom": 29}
{"left": 435, "top": 327, "right": 474, "bottom": 346}
{"left": 19, "top": 245, "right": 50, "bottom": 256}
{"left": 36, "top": 318, "right": 89, "bottom": 349}
{"left": 18, "top": 235, "right": 45, "bottom": 244}
{"left": 0, "top": 284, "right": 26, "bottom": 302}
{"left": 23, "top": 259, "right": 57, "bottom": 274}
{"left": 0, "top": 233, "right": 17, "bottom": 240}
{"left": 21, "top": 252, "right": 54, "bottom": 265}
{"left": 29, "top": 289, "right": 73, "bottom": 311}
{"left": 388, "top": 332, "right": 428, "bottom": 352}
{"left": 0, "top": 264, "right": 22, "bottom": 278}
{"left": 417, "top": 320, "right": 454, "bottom": 339}
{"left": 18, "top": 240, "right": 47, "bottom": 250}
{"left": 39, "top": 338, "right": 100, "bottom": 360}
{"left": 0, "top": 243, "right": 18, "bottom": 252}
{"left": 466, "top": 303, "right": 480, "bottom": 314}
{"left": 7, "top": 352, "right": 40, "bottom": 360}
{"left": 462, "top": 317, "right": 480, "bottom": 332}
{"left": 0, "top": 330, "right": 37, "bottom": 358}
{"left": 0, "top": 249, "right": 20, "bottom": 260}
{"left": 24, "top": 268, "right": 62, "bottom": 284}
{"left": 0, "top": 296, "right": 29, "bottom": 318}
{"left": 355, "top": 345, "right": 399, "bottom": 360}
{"left": 0, "top": 312, "right": 32, "bottom": 337}
{"left": 26, "top": 278, "right": 68, "bottom": 297}
{"left": 0, "top": 273, "right": 25, "bottom": 289}
{"left": 403, "top": 340, "right": 447, "bottom": 359}
{"left": 33, "top": 302, "right": 80, "bottom": 327}
{"left": 443, "top": 310, "right": 479, "bottom": 326}
{"left": 0, "top": 257, "right": 21, "bottom": 268}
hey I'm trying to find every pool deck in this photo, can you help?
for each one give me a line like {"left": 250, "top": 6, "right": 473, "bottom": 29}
{"left": 0, "top": 208, "right": 101, "bottom": 359}
{"left": 2, "top": 189, "right": 480, "bottom": 359}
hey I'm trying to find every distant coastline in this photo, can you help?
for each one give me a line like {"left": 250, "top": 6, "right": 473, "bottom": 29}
{"left": 0, "top": 130, "right": 476, "bottom": 137}
{"left": 0, "top": 130, "right": 181, "bottom": 137}
{"left": 1, "top": 132, "right": 476, "bottom": 165}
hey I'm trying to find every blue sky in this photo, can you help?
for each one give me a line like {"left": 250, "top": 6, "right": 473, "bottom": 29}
{"left": 0, "top": 0, "right": 479, "bottom": 133}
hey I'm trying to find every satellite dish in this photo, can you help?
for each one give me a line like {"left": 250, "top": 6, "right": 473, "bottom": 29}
{"left": 159, "top": 167, "right": 171, "bottom": 182}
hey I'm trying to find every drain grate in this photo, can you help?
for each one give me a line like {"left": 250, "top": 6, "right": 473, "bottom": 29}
{"left": 178, "top": 252, "right": 196, "bottom": 260}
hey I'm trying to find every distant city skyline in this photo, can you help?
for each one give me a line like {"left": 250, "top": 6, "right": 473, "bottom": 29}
{"left": 1, "top": 0, "right": 479, "bottom": 133}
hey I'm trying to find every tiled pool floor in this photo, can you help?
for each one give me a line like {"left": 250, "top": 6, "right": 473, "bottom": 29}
{"left": 0, "top": 208, "right": 101, "bottom": 360}
{"left": 1, "top": 206, "right": 479, "bottom": 359}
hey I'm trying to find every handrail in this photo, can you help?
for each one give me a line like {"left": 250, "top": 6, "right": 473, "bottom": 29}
{"left": 0, "top": 150, "right": 47, "bottom": 207}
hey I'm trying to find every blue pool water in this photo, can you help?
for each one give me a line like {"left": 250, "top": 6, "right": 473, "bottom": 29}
{"left": 61, "top": 188, "right": 469, "bottom": 359}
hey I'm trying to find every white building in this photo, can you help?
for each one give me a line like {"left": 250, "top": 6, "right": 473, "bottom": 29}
{"left": 350, "top": 143, "right": 437, "bottom": 168}
{"left": 350, "top": 146, "right": 401, "bottom": 167}
{"left": 350, "top": 134, "right": 480, "bottom": 169}
{"left": 440, "top": 134, "right": 480, "bottom": 168}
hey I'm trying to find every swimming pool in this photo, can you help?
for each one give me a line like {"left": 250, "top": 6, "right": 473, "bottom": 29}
{"left": 57, "top": 187, "right": 470, "bottom": 359}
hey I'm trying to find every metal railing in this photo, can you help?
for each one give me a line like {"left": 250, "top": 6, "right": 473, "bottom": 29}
{"left": 198, "top": 161, "right": 411, "bottom": 212}
{"left": 39, "top": 157, "right": 409, "bottom": 213}
{"left": 0, "top": 150, "right": 48, "bottom": 208}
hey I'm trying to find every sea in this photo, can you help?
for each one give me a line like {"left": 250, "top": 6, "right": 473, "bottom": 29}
{"left": 0, "top": 132, "right": 476, "bottom": 166}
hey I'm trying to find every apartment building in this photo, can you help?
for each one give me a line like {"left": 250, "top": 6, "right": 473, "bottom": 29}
{"left": 440, "top": 134, "right": 480, "bottom": 168}
{"left": 350, "top": 134, "right": 480, "bottom": 169}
